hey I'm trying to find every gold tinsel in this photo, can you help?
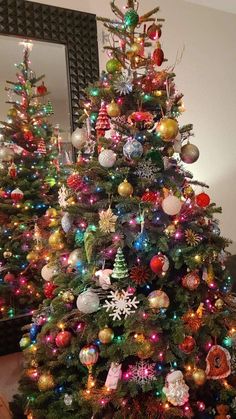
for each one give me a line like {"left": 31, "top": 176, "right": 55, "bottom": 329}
{"left": 185, "top": 229, "right": 201, "bottom": 246}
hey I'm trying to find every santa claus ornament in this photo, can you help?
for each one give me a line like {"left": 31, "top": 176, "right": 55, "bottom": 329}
{"left": 205, "top": 345, "right": 231, "bottom": 379}
{"left": 163, "top": 370, "right": 189, "bottom": 406}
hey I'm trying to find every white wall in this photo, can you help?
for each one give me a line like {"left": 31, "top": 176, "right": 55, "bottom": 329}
{"left": 29, "top": 0, "right": 236, "bottom": 251}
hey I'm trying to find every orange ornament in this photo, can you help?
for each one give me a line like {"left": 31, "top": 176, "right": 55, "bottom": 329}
{"left": 205, "top": 345, "right": 231, "bottom": 379}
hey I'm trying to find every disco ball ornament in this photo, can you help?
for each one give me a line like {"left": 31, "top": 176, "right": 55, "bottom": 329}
{"left": 98, "top": 149, "right": 116, "bottom": 168}
{"left": 196, "top": 192, "right": 210, "bottom": 208}
{"left": 38, "top": 373, "right": 55, "bottom": 392}
{"left": 79, "top": 344, "right": 99, "bottom": 367}
{"left": 124, "top": 8, "right": 139, "bottom": 28}
{"left": 0, "top": 146, "right": 14, "bottom": 161}
{"left": 162, "top": 195, "right": 182, "bottom": 216}
{"left": 41, "top": 264, "right": 58, "bottom": 281}
{"left": 123, "top": 139, "right": 143, "bottom": 160}
{"left": 182, "top": 271, "right": 200, "bottom": 291}
{"left": 180, "top": 143, "right": 200, "bottom": 164}
{"left": 157, "top": 118, "right": 179, "bottom": 141}
{"left": 148, "top": 290, "right": 170, "bottom": 310}
{"left": 68, "top": 249, "right": 82, "bottom": 267}
{"left": 55, "top": 331, "right": 72, "bottom": 348}
{"left": 150, "top": 254, "right": 169, "bottom": 275}
{"left": 76, "top": 289, "right": 100, "bottom": 314}
{"left": 106, "top": 58, "right": 122, "bottom": 74}
{"left": 71, "top": 127, "right": 88, "bottom": 149}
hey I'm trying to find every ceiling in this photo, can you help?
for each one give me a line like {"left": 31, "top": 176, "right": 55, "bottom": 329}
{"left": 185, "top": 0, "right": 236, "bottom": 14}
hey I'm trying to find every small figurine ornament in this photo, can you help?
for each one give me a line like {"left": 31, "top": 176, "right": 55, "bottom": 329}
{"left": 105, "top": 362, "right": 122, "bottom": 389}
{"left": 163, "top": 370, "right": 189, "bottom": 406}
{"left": 95, "top": 269, "right": 112, "bottom": 289}
{"left": 205, "top": 345, "right": 231, "bottom": 379}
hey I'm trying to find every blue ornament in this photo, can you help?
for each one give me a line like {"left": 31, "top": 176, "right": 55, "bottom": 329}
{"left": 75, "top": 229, "right": 84, "bottom": 246}
{"left": 152, "top": 210, "right": 169, "bottom": 226}
{"left": 133, "top": 230, "right": 150, "bottom": 252}
{"left": 134, "top": 132, "right": 147, "bottom": 143}
{"left": 30, "top": 324, "right": 41, "bottom": 341}
{"left": 123, "top": 139, "right": 143, "bottom": 160}
{"left": 54, "top": 384, "right": 65, "bottom": 395}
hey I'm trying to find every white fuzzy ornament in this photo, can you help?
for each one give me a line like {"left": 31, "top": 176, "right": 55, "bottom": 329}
{"left": 95, "top": 269, "right": 112, "bottom": 290}
{"left": 71, "top": 127, "right": 88, "bottom": 149}
{"left": 98, "top": 149, "right": 116, "bottom": 168}
{"left": 61, "top": 212, "right": 73, "bottom": 233}
{"left": 162, "top": 195, "right": 182, "bottom": 216}
{"left": 41, "top": 264, "right": 58, "bottom": 281}
{"left": 77, "top": 289, "right": 100, "bottom": 313}
{"left": 163, "top": 370, "right": 189, "bottom": 406}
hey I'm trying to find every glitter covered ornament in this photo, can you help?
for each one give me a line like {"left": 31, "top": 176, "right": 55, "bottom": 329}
{"left": 99, "top": 207, "right": 118, "bottom": 233}
{"left": 147, "top": 23, "right": 162, "bottom": 40}
{"left": 41, "top": 264, "right": 58, "bottom": 281}
{"left": 162, "top": 195, "right": 182, "bottom": 215}
{"left": 163, "top": 370, "right": 189, "bottom": 406}
{"left": 196, "top": 192, "right": 210, "bottom": 208}
{"left": 98, "top": 149, "right": 116, "bottom": 168}
{"left": 182, "top": 271, "right": 200, "bottom": 291}
{"left": 67, "top": 173, "right": 84, "bottom": 192}
{"left": 179, "top": 336, "right": 196, "bottom": 354}
{"left": 148, "top": 290, "right": 170, "bottom": 310}
{"left": 124, "top": 8, "right": 139, "bottom": 28}
{"left": 38, "top": 373, "right": 55, "bottom": 392}
{"left": 107, "top": 100, "right": 120, "bottom": 117}
{"left": 61, "top": 212, "right": 73, "bottom": 233}
{"left": 55, "top": 331, "right": 72, "bottom": 348}
{"left": 152, "top": 44, "right": 164, "bottom": 66}
{"left": 77, "top": 289, "right": 100, "bottom": 314}
{"left": 11, "top": 188, "right": 24, "bottom": 202}
{"left": 71, "top": 127, "right": 88, "bottom": 149}
{"left": 123, "top": 139, "right": 143, "bottom": 159}
{"left": 106, "top": 58, "right": 122, "bottom": 74}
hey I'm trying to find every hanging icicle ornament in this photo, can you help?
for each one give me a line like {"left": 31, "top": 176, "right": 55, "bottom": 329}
{"left": 99, "top": 207, "right": 118, "bottom": 233}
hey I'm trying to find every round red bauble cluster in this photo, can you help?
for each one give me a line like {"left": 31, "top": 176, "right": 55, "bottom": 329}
{"left": 4, "top": 272, "right": 15, "bottom": 283}
{"left": 179, "top": 336, "right": 196, "bottom": 354}
{"left": 55, "top": 330, "right": 72, "bottom": 348}
{"left": 196, "top": 192, "right": 210, "bottom": 208}
{"left": 43, "top": 282, "right": 57, "bottom": 299}
{"left": 67, "top": 173, "right": 84, "bottom": 192}
{"left": 150, "top": 254, "right": 169, "bottom": 275}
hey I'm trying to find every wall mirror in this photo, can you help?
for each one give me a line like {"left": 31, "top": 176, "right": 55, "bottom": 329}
{"left": 0, "top": 0, "right": 99, "bottom": 355}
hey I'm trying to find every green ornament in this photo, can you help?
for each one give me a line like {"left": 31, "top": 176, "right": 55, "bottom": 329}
{"left": 90, "top": 112, "right": 98, "bottom": 123}
{"left": 112, "top": 247, "right": 129, "bottom": 279}
{"left": 20, "top": 336, "right": 31, "bottom": 349}
{"left": 106, "top": 58, "right": 122, "bottom": 74}
{"left": 124, "top": 8, "right": 139, "bottom": 28}
{"left": 45, "top": 176, "right": 56, "bottom": 187}
{"left": 89, "top": 87, "right": 100, "bottom": 97}
{"left": 46, "top": 101, "right": 54, "bottom": 115}
{"left": 28, "top": 106, "right": 36, "bottom": 115}
{"left": 75, "top": 229, "right": 84, "bottom": 246}
{"left": 146, "top": 149, "right": 164, "bottom": 170}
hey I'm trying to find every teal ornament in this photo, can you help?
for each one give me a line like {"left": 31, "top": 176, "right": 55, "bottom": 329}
{"left": 133, "top": 230, "right": 150, "bottom": 252}
{"left": 123, "top": 139, "right": 143, "bottom": 159}
{"left": 124, "top": 8, "right": 139, "bottom": 28}
{"left": 75, "top": 229, "right": 84, "bottom": 246}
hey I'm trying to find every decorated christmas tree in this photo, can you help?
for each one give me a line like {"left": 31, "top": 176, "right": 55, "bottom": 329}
{"left": 15, "top": 2, "right": 236, "bottom": 418}
{"left": 0, "top": 43, "right": 61, "bottom": 319}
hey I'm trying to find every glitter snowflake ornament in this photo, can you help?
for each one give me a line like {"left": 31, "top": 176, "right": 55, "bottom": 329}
{"left": 113, "top": 73, "right": 133, "bottom": 95}
{"left": 58, "top": 185, "right": 70, "bottom": 209}
{"left": 103, "top": 289, "right": 139, "bottom": 320}
{"left": 128, "top": 360, "right": 156, "bottom": 386}
{"left": 99, "top": 207, "right": 118, "bottom": 233}
{"left": 134, "top": 160, "right": 159, "bottom": 181}
{"left": 83, "top": 137, "right": 96, "bottom": 155}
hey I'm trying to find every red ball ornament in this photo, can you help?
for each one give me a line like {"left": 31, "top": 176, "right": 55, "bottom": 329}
{"left": 179, "top": 336, "right": 196, "bottom": 354}
{"left": 182, "top": 271, "right": 200, "bottom": 291}
{"left": 141, "top": 190, "right": 159, "bottom": 203}
{"left": 147, "top": 23, "right": 162, "bottom": 41}
{"left": 37, "top": 82, "right": 47, "bottom": 96}
{"left": 11, "top": 188, "right": 24, "bottom": 202}
{"left": 4, "top": 272, "right": 15, "bottom": 283}
{"left": 43, "top": 282, "right": 57, "bottom": 299}
{"left": 196, "top": 192, "right": 210, "bottom": 208}
{"left": 55, "top": 331, "right": 72, "bottom": 348}
{"left": 152, "top": 44, "right": 164, "bottom": 66}
{"left": 67, "top": 173, "right": 84, "bottom": 192}
{"left": 150, "top": 254, "right": 169, "bottom": 275}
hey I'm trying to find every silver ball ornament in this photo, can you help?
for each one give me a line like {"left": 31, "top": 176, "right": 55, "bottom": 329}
{"left": 180, "top": 143, "right": 199, "bottom": 164}
{"left": 76, "top": 289, "right": 100, "bottom": 313}
{"left": 98, "top": 149, "right": 116, "bottom": 168}
{"left": 71, "top": 127, "right": 88, "bottom": 149}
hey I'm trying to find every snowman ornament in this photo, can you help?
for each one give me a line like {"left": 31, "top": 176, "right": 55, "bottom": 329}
{"left": 163, "top": 370, "right": 189, "bottom": 406}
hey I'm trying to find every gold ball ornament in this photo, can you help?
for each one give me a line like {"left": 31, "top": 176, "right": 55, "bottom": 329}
{"left": 8, "top": 108, "right": 17, "bottom": 118}
{"left": 107, "top": 100, "right": 121, "bottom": 118}
{"left": 137, "top": 340, "right": 155, "bottom": 359}
{"left": 38, "top": 372, "right": 55, "bottom": 392}
{"left": 157, "top": 118, "right": 179, "bottom": 141}
{"left": 192, "top": 368, "right": 206, "bottom": 386}
{"left": 130, "top": 42, "right": 143, "bottom": 55}
{"left": 62, "top": 290, "right": 75, "bottom": 303}
{"left": 148, "top": 290, "right": 170, "bottom": 311}
{"left": 215, "top": 298, "right": 224, "bottom": 310}
{"left": 26, "top": 251, "right": 39, "bottom": 262}
{"left": 118, "top": 179, "right": 133, "bottom": 197}
{"left": 48, "top": 218, "right": 59, "bottom": 227}
{"left": 183, "top": 185, "right": 195, "bottom": 199}
{"left": 48, "top": 229, "right": 64, "bottom": 250}
{"left": 165, "top": 224, "right": 176, "bottom": 237}
{"left": 98, "top": 327, "right": 114, "bottom": 344}
{"left": 45, "top": 208, "right": 58, "bottom": 218}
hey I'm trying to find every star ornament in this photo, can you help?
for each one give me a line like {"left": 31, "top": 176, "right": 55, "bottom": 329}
{"left": 99, "top": 207, "right": 118, "bottom": 233}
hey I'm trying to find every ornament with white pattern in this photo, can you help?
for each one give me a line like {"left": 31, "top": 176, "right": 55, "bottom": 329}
{"left": 128, "top": 360, "right": 156, "bottom": 386}
{"left": 134, "top": 160, "right": 159, "bottom": 181}
{"left": 58, "top": 185, "right": 70, "bottom": 209}
{"left": 103, "top": 289, "right": 139, "bottom": 320}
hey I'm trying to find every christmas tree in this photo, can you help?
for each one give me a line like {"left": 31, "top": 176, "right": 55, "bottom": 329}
{"left": 0, "top": 43, "right": 61, "bottom": 319}
{"left": 15, "top": 2, "right": 236, "bottom": 418}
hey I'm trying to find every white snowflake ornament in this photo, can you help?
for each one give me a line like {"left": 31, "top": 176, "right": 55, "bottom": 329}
{"left": 103, "top": 289, "right": 139, "bottom": 320}
{"left": 128, "top": 360, "right": 156, "bottom": 386}
{"left": 58, "top": 185, "right": 70, "bottom": 209}
{"left": 134, "top": 160, "right": 159, "bottom": 181}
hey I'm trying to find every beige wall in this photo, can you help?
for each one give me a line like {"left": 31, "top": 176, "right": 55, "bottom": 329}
{"left": 29, "top": 0, "right": 236, "bottom": 251}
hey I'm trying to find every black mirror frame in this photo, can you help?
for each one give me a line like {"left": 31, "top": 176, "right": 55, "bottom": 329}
{"left": 0, "top": 0, "right": 99, "bottom": 131}
{"left": 0, "top": 0, "right": 99, "bottom": 355}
